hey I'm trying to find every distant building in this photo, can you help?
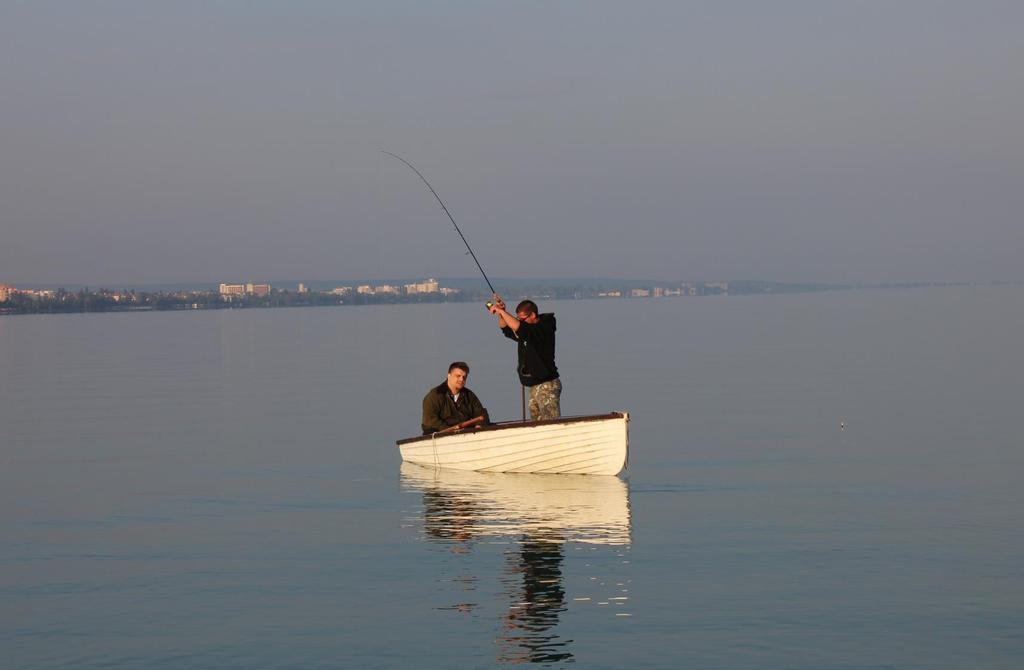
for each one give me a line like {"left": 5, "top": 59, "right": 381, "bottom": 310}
{"left": 375, "top": 285, "right": 400, "bottom": 294}
{"left": 653, "top": 287, "right": 664, "bottom": 298}
{"left": 663, "top": 288, "right": 682, "bottom": 296}
{"left": 297, "top": 283, "right": 309, "bottom": 294}
{"left": 220, "top": 283, "right": 271, "bottom": 297}
{"left": 405, "top": 278, "right": 440, "bottom": 294}
{"left": 356, "top": 285, "right": 374, "bottom": 295}
{"left": 630, "top": 288, "right": 651, "bottom": 298}
{"left": 330, "top": 286, "right": 353, "bottom": 296}
{"left": 0, "top": 284, "right": 13, "bottom": 302}
{"left": 219, "top": 283, "right": 245, "bottom": 296}
{"left": 597, "top": 291, "right": 622, "bottom": 298}
{"left": 246, "top": 283, "right": 271, "bottom": 297}
{"left": 439, "top": 287, "right": 461, "bottom": 296}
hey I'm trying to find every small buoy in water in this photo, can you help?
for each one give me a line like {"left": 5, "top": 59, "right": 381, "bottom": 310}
{"left": 840, "top": 421, "right": 845, "bottom": 431}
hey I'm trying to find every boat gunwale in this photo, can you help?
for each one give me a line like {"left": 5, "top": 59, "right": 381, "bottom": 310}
{"left": 396, "top": 411, "right": 627, "bottom": 446}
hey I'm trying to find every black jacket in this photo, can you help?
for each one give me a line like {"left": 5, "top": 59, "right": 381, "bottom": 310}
{"left": 502, "top": 313, "right": 559, "bottom": 387}
{"left": 421, "top": 382, "right": 490, "bottom": 434}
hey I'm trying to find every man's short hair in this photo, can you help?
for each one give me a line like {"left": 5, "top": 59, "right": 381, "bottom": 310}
{"left": 515, "top": 300, "right": 538, "bottom": 316}
{"left": 448, "top": 361, "right": 469, "bottom": 374}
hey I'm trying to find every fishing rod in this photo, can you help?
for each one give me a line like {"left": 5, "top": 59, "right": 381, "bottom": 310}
{"left": 384, "top": 151, "right": 527, "bottom": 421}
{"left": 383, "top": 151, "right": 496, "bottom": 296}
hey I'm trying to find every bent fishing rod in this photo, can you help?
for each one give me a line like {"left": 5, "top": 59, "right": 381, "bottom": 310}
{"left": 384, "top": 151, "right": 528, "bottom": 421}
{"left": 382, "top": 151, "right": 496, "bottom": 296}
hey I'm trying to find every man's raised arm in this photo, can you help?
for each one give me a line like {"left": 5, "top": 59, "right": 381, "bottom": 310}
{"left": 490, "top": 294, "right": 520, "bottom": 333}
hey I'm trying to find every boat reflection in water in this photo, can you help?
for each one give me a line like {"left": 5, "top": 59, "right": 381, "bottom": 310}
{"left": 401, "top": 462, "right": 632, "bottom": 665}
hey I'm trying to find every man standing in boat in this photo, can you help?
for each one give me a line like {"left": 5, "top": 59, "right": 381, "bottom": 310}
{"left": 422, "top": 361, "right": 490, "bottom": 435}
{"left": 489, "top": 297, "right": 561, "bottom": 420}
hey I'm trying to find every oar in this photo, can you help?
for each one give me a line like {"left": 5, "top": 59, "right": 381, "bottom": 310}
{"left": 437, "top": 415, "right": 487, "bottom": 434}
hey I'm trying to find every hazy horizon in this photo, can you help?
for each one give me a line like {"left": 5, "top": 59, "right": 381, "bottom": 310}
{"left": 2, "top": 2, "right": 1022, "bottom": 286}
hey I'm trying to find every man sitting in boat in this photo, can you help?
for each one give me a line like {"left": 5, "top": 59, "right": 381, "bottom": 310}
{"left": 421, "top": 361, "right": 491, "bottom": 435}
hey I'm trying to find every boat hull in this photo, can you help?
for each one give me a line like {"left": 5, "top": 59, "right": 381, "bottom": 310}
{"left": 397, "top": 412, "right": 629, "bottom": 475}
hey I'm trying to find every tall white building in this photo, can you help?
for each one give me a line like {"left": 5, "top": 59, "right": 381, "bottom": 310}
{"left": 405, "top": 278, "right": 440, "bottom": 294}
{"left": 219, "top": 283, "right": 245, "bottom": 296}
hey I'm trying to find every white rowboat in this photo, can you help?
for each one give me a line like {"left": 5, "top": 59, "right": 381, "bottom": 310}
{"left": 396, "top": 412, "right": 629, "bottom": 475}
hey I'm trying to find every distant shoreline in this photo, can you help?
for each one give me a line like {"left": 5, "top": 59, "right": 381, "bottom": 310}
{"left": 1, "top": 279, "right": 1011, "bottom": 316}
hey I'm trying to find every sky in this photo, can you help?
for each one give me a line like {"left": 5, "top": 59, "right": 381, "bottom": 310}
{"left": 1, "top": 1, "right": 1022, "bottom": 286}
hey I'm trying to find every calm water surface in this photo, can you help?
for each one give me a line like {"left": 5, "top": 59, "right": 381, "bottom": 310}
{"left": 2, "top": 286, "right": 1022, "bottom": 668}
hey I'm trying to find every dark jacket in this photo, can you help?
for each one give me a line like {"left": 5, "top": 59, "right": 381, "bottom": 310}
{"left": 421, "top": 382, "right": 490, "bottom": 435}
{"left": 502, "top": 313, "right": 559, "bottom": 387}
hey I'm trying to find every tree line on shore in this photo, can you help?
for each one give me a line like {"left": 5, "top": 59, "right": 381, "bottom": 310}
{"left": 0, "top": 287, "right": 482, "bottom": 314}
{"left": 0, "top": 279, "right": 940, "bottom": 315}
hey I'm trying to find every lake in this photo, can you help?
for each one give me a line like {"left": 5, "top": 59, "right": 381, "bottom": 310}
{"left": 2, "top": 286, "right": 1022, "bottom": 668}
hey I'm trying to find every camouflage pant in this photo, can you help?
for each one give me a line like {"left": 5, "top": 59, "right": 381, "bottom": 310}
{"left": 528, "top": 378, "right": 562, "bottom": 421}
